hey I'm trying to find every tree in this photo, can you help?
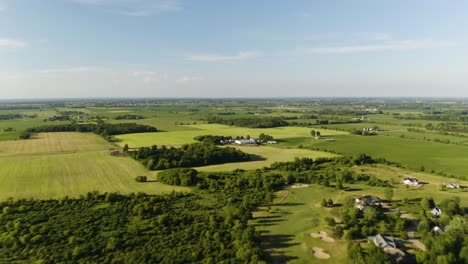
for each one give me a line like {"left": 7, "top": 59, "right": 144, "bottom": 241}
{"left": 321, "top": 199, "right": 328, "bottom": 207}
{"left": 324, "top": 217, "right": 336, "bottom": 227}
{"left": 327, "top": 198, "right": 334, "bottom": 207}
{"left": 135, "top": 176, "right": 147, "bottom": 182}
{"left": 421, "top": 197, "right": 435, "bottom": 210}
{"left": 336, "top": 181, "right": 344, "bottom": 190}
{"left": 123, "top": 144, "right": 129, "bottom": 152}
{"left": 310, "top": 130, "right": 316, "bottom": 137}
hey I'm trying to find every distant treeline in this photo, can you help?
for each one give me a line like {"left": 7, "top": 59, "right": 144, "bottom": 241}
{"left": 20, "top": 122, "right": 157, "bottom": 139}
{"left": 115, "top": 114, "right": 145, "bottom": 120}
{"left": 0, "top": 114, "right": 37, "bottom": 120}
{"left": 206, "top": 116, "right": 288, "bottom": 128}
{"left": 128, "top": 142, "right": 250, "bottom": 170}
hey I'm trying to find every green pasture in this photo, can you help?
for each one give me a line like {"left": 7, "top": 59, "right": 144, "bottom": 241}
{"left": 115, "top": 124, "right": 348, "bottom": 148}
{"left": 309, "top": 134, "right": 468, "bottom": 179}
{"left": 195, "top": 146, "right": 338, "bottom": 172}
{"left": 0, "top": 132, "right": 189, "bottom": 200}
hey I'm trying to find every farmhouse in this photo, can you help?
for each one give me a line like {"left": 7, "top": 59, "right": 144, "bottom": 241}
{"left": 431, "top": 206, "right": 442, "bottom": 218}
{"left": 234, "top": 139, "right": 256, "bottom": 145}
{"left": 443, "top": 182, "right": 460, "bottom": 189}
{"left": 403, "top": 177, "right": 420, "bottom": 185}
{"left": 368, "top": 234, "right": 406, "bottom": 262}
{"left": 355, "top": 195, "right": 381, "bottom": 211}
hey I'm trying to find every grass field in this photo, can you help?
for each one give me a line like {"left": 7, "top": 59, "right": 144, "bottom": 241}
{"left": 115, "top": 124, "right": 348, "bottom": 148}
{"left": 0, "top": 132, "right": 189, "bottom": 200}
{"left": 253, "top": 185, "right": 347, "bottom": 264}
{"left": 309, "top": 134, "right": 468, "bottom": 179}
{"left": 195, "top": 146, "right": 338, "bottom": 172}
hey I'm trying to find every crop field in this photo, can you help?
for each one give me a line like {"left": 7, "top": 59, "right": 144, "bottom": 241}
{"left": 195, "top": 146, "right": 338, "bottom": 172}
{"left": 253, "top": 185, "right": 347, "bottom": 264}
{"left": 115, "top": 124, "right": 348, "bottom": 148}
{"left": 309, "top": 134, "right": 468, "bottom": 179}
{"left": 0, "top": 132, "right": 189, "bottom": 200}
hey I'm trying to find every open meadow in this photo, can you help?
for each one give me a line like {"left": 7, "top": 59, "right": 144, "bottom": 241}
{"left": 195, "top": 146, "right": 338, "bottom": 172}
{"left": 115, "top": 124, "right": 348, "bottom": 148}
{"left": 0, "top": 132, "right": 189, "bottom": 200}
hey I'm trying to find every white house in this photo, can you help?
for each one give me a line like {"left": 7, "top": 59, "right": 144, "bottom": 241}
{"left": 267, "top": 140, "right": 278, "bottom": 144}
{"left": 234, "top": 139, "right": 256, "bottom": 145}
{"left": 403, "top": 177, "right": 420, "bottom": 185}
{"left": 443, "top": 182, "right": 460, "bottom": 189}
{"left": 431, "top": 206, "right": 442, "bottom": 217}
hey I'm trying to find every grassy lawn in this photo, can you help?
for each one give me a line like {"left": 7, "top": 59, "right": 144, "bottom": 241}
{"left": 0, "top": 132, "right": 189, "bottom": 200}
{"left": 115, "top": 124, "right": 348, "bottom": 148}
{"left": 352, "top": 165, "right": 468, "bottom": 207}
{"left": 253, "top": 165, "right": 467, "bottom": 263}
{"left": 252, "top": 185, "right": 347, "bottom": 264}
{"left": 195, "top": 146, "right": 338, "bottom": 172}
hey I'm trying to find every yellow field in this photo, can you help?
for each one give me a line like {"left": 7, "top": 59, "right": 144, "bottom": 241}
{"left": 0, "top": 132, "right": 189, "bottom": 200}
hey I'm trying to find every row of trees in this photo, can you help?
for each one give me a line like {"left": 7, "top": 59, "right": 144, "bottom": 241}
{"left": 20, "top": 122, "right": 157, "bottom": 140}
{"left": 206, "top": 116, "right": 288, "bottom": 128}
{"left": 128, "top": 142, "right": 251, "bottom": 170}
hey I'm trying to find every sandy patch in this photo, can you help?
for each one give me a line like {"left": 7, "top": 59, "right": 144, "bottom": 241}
{"left": 291, "top": 183, "right": 309, "bottom": 189}
{"left": 312, "top": 247, "right": 330, "bottom": 259}
{"left": 310, "top": 231, "right": 335, "bottom": 242}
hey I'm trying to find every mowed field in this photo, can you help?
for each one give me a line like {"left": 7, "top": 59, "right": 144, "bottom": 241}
{"left": 310, "top": 135, "right": 468, "bottom": 179}
{"left": 115, "top": 124, "right": 348, "bottom": 148}
{"left": 195, "top": 146, "right": 339, "bottom": 172}
{"left": 0, "top": 133, "right": 189, "bottom": 200}
{"left": 253, "top": 185, "right": 347, "bottom": 264}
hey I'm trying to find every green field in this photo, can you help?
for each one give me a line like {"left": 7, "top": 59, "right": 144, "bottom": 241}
{"left": 0, "top": 132, "right": 189, "bottom": 200}
{"left": 195, "top": 146, "right": 338, "bottom": 172}
{"left": 115, "top": 124, "right": 348, "bottom": 148}
{"left": 309, "top": 134, "right": 468, "bottom": 179}
{"left": 253, "top": 185, "right": 347, "bottom": 264}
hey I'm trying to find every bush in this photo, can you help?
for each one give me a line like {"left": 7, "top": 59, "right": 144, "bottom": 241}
{"left": 135, "top": 176, "right": 147, "bottom": 182}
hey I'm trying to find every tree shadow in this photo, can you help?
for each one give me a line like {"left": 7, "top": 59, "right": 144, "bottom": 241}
{"left": 344, "top": 187, "right": 362, "bottom": 192}
{"left": 249, "top": 154, "right": 267, "bottom": 161}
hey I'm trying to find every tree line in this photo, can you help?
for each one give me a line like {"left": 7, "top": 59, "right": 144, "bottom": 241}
{"left": 19, "top": 122, "right": 157, "bottom": 140}
{"left": 206, "top": 116, "right": 289, "bottom": 128}
{"left": 128, "top": 142, "right": 251, "bottom": 170}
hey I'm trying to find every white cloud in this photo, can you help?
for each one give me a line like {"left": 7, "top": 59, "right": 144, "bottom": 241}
{"left": 72, "top": 0, "right": 181, "bottom": 16}
{"left": 37, "top": 66, "right": 101, "bottom": 74}
{"left": 176, "top": 75, "right": 204, "bottom": 84}
{"left": 185, "top": 51, "right": 258, "bottom": 62}
{"left": 305, "top": 40, "right": 457, "bottom": 54}
{"left": 131, "top": 71, "right": 166, "bottom": 84}
{"left": 0, "top": 38, "right": 27, "bottom": 48}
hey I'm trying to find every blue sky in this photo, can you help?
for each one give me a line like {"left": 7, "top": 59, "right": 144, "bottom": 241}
{"left": 1, "top": 0, "right": 467, "bottom": 98}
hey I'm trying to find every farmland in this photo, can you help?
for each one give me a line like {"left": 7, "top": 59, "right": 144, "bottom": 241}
{"left": 0, "top": 132, "right": 189, "bottom": 200}
{"left": 0, "top": 98, "right": 467, "bottom": 263}
{"left": 115, "top": 124, "right": 348, "bottom": 147}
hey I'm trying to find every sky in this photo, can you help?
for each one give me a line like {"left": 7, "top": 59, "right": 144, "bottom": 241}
{"left": 1, "top": 0, "right": 468, "bottom": 99}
